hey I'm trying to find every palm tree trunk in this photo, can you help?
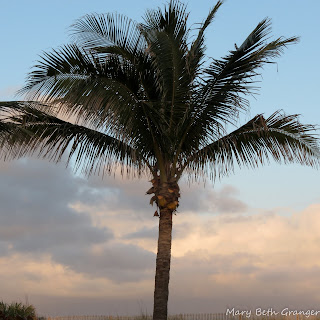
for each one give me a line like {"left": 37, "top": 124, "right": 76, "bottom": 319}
{"left": 153, "top": 208, "right": 173, "bottom": 320}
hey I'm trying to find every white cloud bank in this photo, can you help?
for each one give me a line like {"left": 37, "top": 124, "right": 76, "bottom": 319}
{"left": 0, "top": 158, "right": 319, "bottom": 316}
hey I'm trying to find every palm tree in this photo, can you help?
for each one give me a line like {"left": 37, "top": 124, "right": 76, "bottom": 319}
{"left": 1, "top": 1, "right": 320, "bottom": 319}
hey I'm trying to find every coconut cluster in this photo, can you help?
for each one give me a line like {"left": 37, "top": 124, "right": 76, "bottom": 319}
{"left": 146, "top": 175, "right": 180, "bottom": 216}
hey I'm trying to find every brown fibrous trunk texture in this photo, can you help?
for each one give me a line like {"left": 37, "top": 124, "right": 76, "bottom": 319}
{"left": 153, "top": 207, "right": 173, "bottom": 320}
{"left": 149, "top": 176, "right": 180, "bottom": 320}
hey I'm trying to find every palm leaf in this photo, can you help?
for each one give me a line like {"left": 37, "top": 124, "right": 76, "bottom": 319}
{"left": 71, "top": 12, "right": 163, "bottom": 111}
{"left": 182, "top": 111, "right": 320, "bottom": 180}
{"left": 175, "top": 19, "right": 299, "bottom": 162}
{"left": 186, "top": 0, "right": 223, "bottom": 78}
{"left": 140, "top": 0, "right": 194, "bottom": 134}
{"left": 18, "top": 44, "right": 171, "bottom": 157}
{"left": 200, "top": 18, "right": 298, "bottom": 119}
{"left": 0, "top": 102, "right": 150, "bottom": 177}
{"left": 4, "top": 1, "right": 318, "bottom": 183}
{"left": 71, "top": 12, "right": 146, "bottom": 56}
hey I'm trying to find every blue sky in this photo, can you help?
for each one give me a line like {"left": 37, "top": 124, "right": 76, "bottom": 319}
{"left": 0, "top": 0, "right": 320, "bottom": 316}
{"left": 1, "top": 0, "right": 319, "bottom": 211}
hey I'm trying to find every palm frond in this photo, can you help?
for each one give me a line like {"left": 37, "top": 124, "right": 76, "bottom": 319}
{"left": 0, "top": 102, "right": 150, "bottom": 177}
{"left": 186, "top": 0, "right": 223, "bottom": 78}
{"left": 70, "top": 12, "right": 164, "bottom": 109}
{"left": 71, "top": 12, "right": 146, "bottom": 56}
{"left": 176, "top": 19, "right": 299, "bottom": 161}
{"left": 142, "top": 0, "right": 189, "bottom": 42}
{"left": 14, "top": 39, "right": 179, "bottom": 167}
{"left": 181, "top": 111, "right": 320, "bottom": 180}
{"left": 4, "top": 1, "right": 318, "bottom": 184}
{"left": 200, "top": 19, "right": 298, "bottom": 118}
{"left": 18, "top": 44, "right": 162, "bottom": 145}
{"left": 18, "top": 44, "right": 96, "bottom": 100}
{"left": 139, "top": 0, "right": 194, "bottom": 134}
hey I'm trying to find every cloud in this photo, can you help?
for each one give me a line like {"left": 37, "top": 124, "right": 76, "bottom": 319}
{"left": 51, "top": 241, "right": 155, "bottom": 283}
{"left": 0, "top": 253, "right": 153, "bottom": 310}
{"left": 178, "top": 182, "right": 248, "bottom": 214}
{"left": 0, "top": 158, "right": 155, "bottom": 283}
{"left": 66, "top": 175, "right": 320, "bottom": 313}
{"left": 124, "top": 226, "right": 158, "bottom": 240}
{"left": 166, "top": 204, "right": 320, "bottom": 312}
{"left": 0, "top": 159, "right": 112, "bottom": 252}
{"left": 1, "top": 157, "right": 320, "bottom": 315}
{"left": 80, "top": 171, "right": 152, "bottom": 216}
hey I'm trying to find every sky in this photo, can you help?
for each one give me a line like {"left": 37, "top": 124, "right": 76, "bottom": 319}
{"left": 0, "top": 0, "right": 320, "bottom": 317}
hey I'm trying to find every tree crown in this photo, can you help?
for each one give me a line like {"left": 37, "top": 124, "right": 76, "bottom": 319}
{"left": 1, "top": 0, "right": 319, "bottom": 182}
